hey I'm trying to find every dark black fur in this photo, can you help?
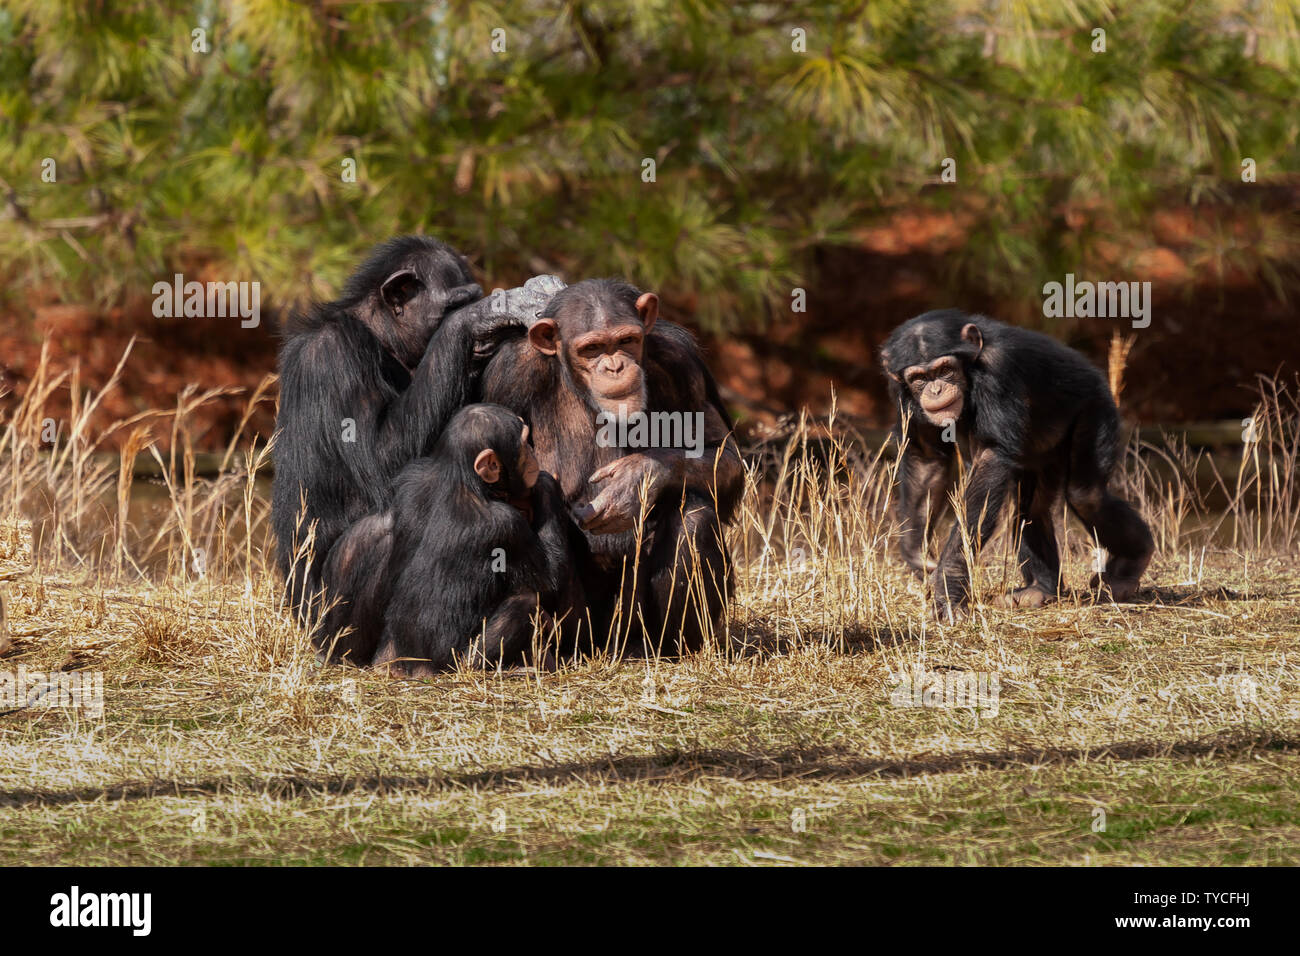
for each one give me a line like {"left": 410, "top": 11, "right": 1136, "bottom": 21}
{"left": 881, "top": 309, "right": 1154, "bottom": 617}
{"left": 482, "top": 279, "right": 743, "bottom": 655}
{"left": 273, "top": 236, "right": 525, "bottom": 660}
{"left": 370, "top": 404, "right": 577, "bottom": 675}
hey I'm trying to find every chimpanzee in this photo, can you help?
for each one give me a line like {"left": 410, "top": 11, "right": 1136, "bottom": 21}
{"left": 314, "top": 273, "right": 563, "bottom": 666}
{"left": 482, "top": 279, "right": 744, "bottom": 655}
{"left": 880, "top": 309, "right": 1154, "bottom": 620}
{"left": 272, "top": 235, "right": 548, "bottom": 654}
{"left": 364, "top": 404, "right": 578, "bottom": 676}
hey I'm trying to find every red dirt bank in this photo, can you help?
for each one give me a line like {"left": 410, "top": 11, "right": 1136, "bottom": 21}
{"left": 3, "top": 215, "right": 1296, "bottom": 450}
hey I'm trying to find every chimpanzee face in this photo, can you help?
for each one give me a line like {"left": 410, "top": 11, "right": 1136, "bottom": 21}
{"left": 566, "top": 322, "right": 647, "bottom": 406}
{"left": 903, "top": 355, "right": 968, "bottom": 425}
{"left": 883, "top": 317, "right": 984, "bottom": 427}
{"left": 527, "top": 283, "right": 659, "bottom": 416}
{"left": 348, "top": 238, "right": 482, "bottom": 368}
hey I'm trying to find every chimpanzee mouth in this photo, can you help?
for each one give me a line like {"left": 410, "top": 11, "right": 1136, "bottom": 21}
{"left": 923, "top": 397, "right": 961, "bottom": 418}
{"left": 599, "top": 383, "right": 643, "bottom": 401}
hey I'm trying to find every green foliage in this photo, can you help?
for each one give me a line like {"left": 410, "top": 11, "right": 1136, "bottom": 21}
{"left": 1, "top": 0, "right": 1297, "bottom": 328}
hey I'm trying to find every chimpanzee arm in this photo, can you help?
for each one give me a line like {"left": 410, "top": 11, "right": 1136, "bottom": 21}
{"left": 894, "top": 429, "right": 955, "bottom": 576}
{"left": 280, "top": 315, "right": 474, "bottom": 513}
{"left": 465, "top": 502, "right": 562, "bottom": 669}
{"left": 531, "top": 472, "right": 587, "bottom": 642}
{"left": 661, "top": 336, "right": 744, "bottom": 515}
{"left": 586, "top": 405, "right": 741, "bottom": 513}
{"left": 325, "top": 299, "right": 537, "bottom": 488}
{"left": 931, "top": 448, "right": 1015, "bottom": 620}
{"left": 532, "top": 472, "right": 575, "bottom": 594}
{"left": 651, "top": 400, "right": 744, "bottom": 512}
{"left": 370, "top": 309, "right": 492, "bottom": 466}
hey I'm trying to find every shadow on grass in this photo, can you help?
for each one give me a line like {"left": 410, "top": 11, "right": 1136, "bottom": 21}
{"left": 991, "top": 582, "right": 1257, "bottom": 611}
{"left": 4, "top": 731, "right": 1296, "bottom": 809}
{"left": 1137, "top": 584, "right": 1254, "bottom": 605}
{"left": 726, "top": 622, "right": 912, "bottom": 659}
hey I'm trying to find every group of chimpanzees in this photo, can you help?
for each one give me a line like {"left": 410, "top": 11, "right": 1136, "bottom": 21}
{"left": 272, "top": 236, "right": 742, "bottom": 675}
{"left": 271, "top": 236, "right": 1153, "bottom": 673}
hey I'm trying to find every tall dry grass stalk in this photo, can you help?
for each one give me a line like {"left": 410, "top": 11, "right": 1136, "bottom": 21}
{"left": 1, "top": 337, "right": 1298, "bottom": 672}
{"left": 1221, "top": 375, "right": 1300, "bottom": 551}
{"left": 0, "top": 340, "right": 278, "bottom": 592}
{"left": 0, "top": 588, "right": 9, "bottom": 656}
{"left": 1107, "top": 331, "right": 1136, "bottom": 407}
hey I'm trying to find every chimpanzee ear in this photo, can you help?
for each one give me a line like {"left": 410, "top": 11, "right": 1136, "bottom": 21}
{"left": 527, "top": 318, "right": 560, "bottom": 356}
{"left": 960, "top": 322, "right": 983, "bottom": 356}
{"left": 473, "top": 449, "right": 501, "bottom": 484}
{"left": 635, "top": 292, "right": 658, "bottom": 332}
{"left": 381, "top": 270, "right": 423, "bottom": 315}
{"left": 880, "top": 346, "right": 898, "bottom": 380}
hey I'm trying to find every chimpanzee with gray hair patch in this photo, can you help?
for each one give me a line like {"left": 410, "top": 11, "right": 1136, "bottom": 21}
{"left": 482, "top": 279, "right": 743, "bottom": 655}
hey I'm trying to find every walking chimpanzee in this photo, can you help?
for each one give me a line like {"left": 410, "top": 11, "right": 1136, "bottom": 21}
{"left": 880, "top": 309, "right": 1154, "bottom": 620}
{"left": 482, "top": 279, "right": 743, "bottom": 655}
{"left": 365, "top": 404, "right": 579, "bottom": 676}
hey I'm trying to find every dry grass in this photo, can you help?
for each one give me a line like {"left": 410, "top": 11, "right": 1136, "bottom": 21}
{"left": 0, "top": 349, "right": 1298, "bottom": 865}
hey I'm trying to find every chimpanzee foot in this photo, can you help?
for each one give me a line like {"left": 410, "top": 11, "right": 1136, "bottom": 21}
{"left": 376, "top": 660, "right": 438, "bottom": 680}
{"left": 928, "top": 570, "right": 970, "bottom": 622}
{"left": 931, "top": 599, "right": 969, "bottom": 624}
{"left": 995, "top": 585, "right": 1054, "bottom": 609}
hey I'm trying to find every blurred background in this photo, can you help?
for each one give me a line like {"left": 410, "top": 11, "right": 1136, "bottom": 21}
{"left": 2, "top": 0, "right": 1298, "bottom": 450}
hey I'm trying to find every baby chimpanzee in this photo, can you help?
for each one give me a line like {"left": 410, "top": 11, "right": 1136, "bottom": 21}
{"left": 370, "top": 404, "right": 580, "bottom": 676}
{"left": 881, "top": 309, "right": 1154, "bottom": 620}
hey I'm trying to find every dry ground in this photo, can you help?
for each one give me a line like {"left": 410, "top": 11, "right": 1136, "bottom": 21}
{"left": 1, "top": 350, "right": 1298, "bottom": 865}
{"left": 1, "top": 543, "right": 1298, "bottom": 865}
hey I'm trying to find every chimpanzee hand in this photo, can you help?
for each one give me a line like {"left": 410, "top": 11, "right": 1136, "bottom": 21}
{"left": 445, "top": 275, "right": 567, "bottom": 359}
{"left": 573, "top": 453, "right": 672, "bottom": 534}
{"left": 929, "top": 568, "right": 969, "bottom": 624}
{"left": 441, "top": 296, "right": 526, "bottom": 359}
{"left": 932, "top": 598, "right": 967, "bottom": 624}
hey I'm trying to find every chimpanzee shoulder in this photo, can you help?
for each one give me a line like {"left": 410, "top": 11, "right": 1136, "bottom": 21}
{"left": 976, "top": 318, "right": 1112, "bottom": 412}
{"left": 644, "top": 320, "right": 719, "bottom": 413}
{"left": 279, "top": 303, "right": 409, "bottom": 394}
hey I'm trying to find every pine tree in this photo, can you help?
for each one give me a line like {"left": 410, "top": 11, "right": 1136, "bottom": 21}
{"left": 1, "top": 0, "right": 1297, "bottom": 330}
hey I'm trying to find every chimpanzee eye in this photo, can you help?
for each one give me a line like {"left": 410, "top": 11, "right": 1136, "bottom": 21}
{"left": 619, "top": 337, "right": 638, "bottom": 349}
